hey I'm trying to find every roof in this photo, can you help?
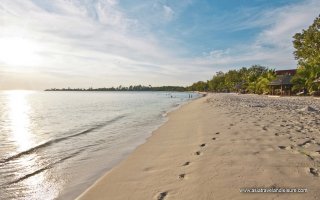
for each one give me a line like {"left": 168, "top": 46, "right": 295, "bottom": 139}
{"left": 269, "top": 75, "right": 293, "bottom": 86}
{"left": 275, "top": 69, "right": 296, "bottom": 76}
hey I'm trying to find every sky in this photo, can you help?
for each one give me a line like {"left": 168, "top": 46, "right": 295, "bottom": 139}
{"left": 0, "top": 0, "right": 319, "bottom": 90}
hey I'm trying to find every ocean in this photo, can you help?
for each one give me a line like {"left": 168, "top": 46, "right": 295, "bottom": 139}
{"left": 0, "top": 91, "right": 199, "bottom": 200}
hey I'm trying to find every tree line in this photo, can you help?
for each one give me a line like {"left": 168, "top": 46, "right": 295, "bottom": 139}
{"left": 45, "top": 85, "right": 185, "bottom": 92}
{"left": 186, "top": 65, "right": 276, "bottom": 94}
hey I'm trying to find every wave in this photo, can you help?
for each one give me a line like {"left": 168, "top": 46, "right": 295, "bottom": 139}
{"left": 0, "top": 115, "right": 125, "bottom": 165}
{"left": 5, "top": 149, "right": 85, "bottom": 186}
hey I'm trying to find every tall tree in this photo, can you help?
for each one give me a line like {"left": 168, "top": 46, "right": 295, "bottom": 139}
{"left": 292, "top": 14, "right": 320, "bottom": 92}
{"left": 293, "top": 14, "right": 320, "bottom": 66}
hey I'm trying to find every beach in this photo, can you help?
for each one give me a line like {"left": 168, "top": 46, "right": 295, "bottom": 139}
{"left": 78, "top": 93, "right": 320, "bottom": 200}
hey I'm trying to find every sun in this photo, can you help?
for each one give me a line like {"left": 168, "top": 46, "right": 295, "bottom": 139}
{"left": 0, "top": 37, "right": 41, "bottom": 66}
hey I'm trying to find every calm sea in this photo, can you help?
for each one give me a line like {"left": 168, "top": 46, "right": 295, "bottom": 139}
{"left": 0, "top": 91, "right": 199, "bottom": 200}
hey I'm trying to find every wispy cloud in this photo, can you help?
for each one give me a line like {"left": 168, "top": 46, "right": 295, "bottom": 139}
{"left": 0, "top": 0, "right": 319, "bottom": 89}
{"left": 163, "top": 5, "right": 174, "bottom": 21}
{"left": 0, "top": 0, "right": 188, "bottom": 88}
{"left": 200, "top": 0, "right": 320, "bottom": 70}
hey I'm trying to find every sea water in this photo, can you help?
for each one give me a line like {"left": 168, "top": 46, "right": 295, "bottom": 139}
{"left": 0, "top": 91, "right": 199, "bottom": 200}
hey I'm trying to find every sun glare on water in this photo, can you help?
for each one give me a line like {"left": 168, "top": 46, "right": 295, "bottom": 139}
{"left": 0, "top": 37, "right": 41, "bottom": 66}
{"left": 6, "top": 90, "right": 35, "bottom": 151}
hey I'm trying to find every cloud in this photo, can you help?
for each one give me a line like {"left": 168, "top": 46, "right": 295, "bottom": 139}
{"left": 163, "top": 5, "right": 174, "bottom": 21}
{"left": 0, "top": 0, "right": 195, "bottom": 88}
{"left": 1, "top": 0, "right": 320, "bottom": 89}
{"left": 200, "top": 0, "right": 320, "bottom": 70}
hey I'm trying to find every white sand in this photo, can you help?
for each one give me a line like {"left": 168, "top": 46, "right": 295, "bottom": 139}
{"left": 77, "top": 93, "right": 320, "bottom": 200}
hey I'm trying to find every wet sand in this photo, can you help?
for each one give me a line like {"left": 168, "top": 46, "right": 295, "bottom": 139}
{"left": 77, "top": 93, "right": 320, "bottom": 200}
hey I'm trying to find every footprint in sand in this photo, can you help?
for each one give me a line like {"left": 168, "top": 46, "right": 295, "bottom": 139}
{"left": 309, "top": 168, "right": 319, "bottom": 177}
{"left": 143, "top": 167, "right": 153, "bottom": 172}
{"left": 195, "top": 151, "right": 201, "bottom": 156}
{"left": 216, "top": 132, "right": 220, "bottom": 135}
{"left": 288, "top": 136, "right": 293, "bottom": 140}
{"left": 157, "top": 192, "right": 168, "bottom": 200}
{"left": 298, "top": 139, "right": 313, "bottom": 148}
{"left": 182, "top": 161, "right": 190, "bottom": 166}
{"left": 212, "top": 137, "right": 216, "bottom": 140}
{"left": 278, "top": 145, "right": 292, "bottom": 150}
{"left": 178, "top": 174, "right": 186, "bottom": 180}
{"left": 200, "top": 143, "right": 206, "bottom": 147}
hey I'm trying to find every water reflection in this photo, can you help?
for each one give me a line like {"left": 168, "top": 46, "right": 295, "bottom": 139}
{"left": 7, "top": 90, "right": 33, "bottom": 151}
{"left": 4, "top": 91, "right": 59, "bottom": 199}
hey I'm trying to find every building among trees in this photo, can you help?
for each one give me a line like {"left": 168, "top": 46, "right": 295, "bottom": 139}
{"left": 269, "top": 69, "right": 296, "bottom": 95}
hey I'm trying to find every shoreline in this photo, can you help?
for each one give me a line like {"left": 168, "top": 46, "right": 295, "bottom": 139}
{"left": 76, "top": 95, "right": 205, "bottom": 200}
{"left": 77, "top": 93, "right": 320, "bottom": 200}
{"left": 71, "top": 94, "right": 203, "bottom": 199}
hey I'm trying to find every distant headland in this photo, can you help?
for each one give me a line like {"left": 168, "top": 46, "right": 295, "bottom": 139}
{"left": 45, "top": 85, "right": 186, "bottom": 92}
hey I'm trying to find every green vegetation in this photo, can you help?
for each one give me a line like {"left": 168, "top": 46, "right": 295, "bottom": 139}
{"left": 292, "top": 14, "right": 320, "bottom": 93}
{"left": 187, "top": 65, "right": 276, "bottom": 94}
{"left": 45, "top": 85, "right": 185, "bottom": 92}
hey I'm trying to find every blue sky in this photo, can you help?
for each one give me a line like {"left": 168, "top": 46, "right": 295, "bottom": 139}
{"left": 120, "top": 0, "right": 299, "bottom": 55}
{"left": 0, "top": 0, "right": 319, "bottom": 89}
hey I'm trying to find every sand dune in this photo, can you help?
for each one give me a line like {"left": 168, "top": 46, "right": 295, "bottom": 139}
{"left": 77, "top": 93, "right": 320, "bottom": 200}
